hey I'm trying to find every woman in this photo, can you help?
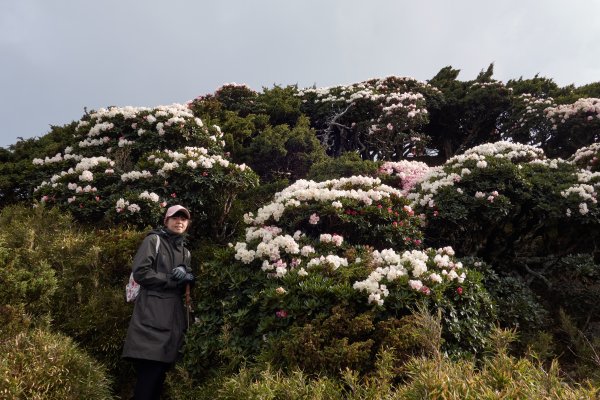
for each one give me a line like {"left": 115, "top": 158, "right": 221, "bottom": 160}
{"left": 122, "top": 205, "right": 194, "bottom": 400}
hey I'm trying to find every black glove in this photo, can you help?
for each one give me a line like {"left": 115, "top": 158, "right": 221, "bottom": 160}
{"left": 171, "top": 265, "right": 187, "bottom": 281}
{"left": 183, "top": 273, "right": 195, "bottom": 283}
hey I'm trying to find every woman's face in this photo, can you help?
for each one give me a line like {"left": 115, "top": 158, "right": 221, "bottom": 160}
{"left": 165, "top": 215, "right": 189, "bottom": 234}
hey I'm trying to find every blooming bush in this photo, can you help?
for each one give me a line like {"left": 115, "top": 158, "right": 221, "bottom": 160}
{"left": 31, "top": 104, "right": 258, "bottom": 236}
{"left": 185, "top": 176, "right": 495, "bottom": 377}
{"left": 499, "top": 93, "right": 556, "bottom": 148}
{"left": 297, "top": 76, "right": 441, "bottom": 159}
{"left": 406, "top": 140, "right": 600, "bottom": 341}
{"left": 406, "top": 140, "right": 596, "bottom": 253}
{"left": 544, "top": 98, "right": 600, "bottom": 157}
{"left": 570, "top": 142, "right": 600, "bottom": 172}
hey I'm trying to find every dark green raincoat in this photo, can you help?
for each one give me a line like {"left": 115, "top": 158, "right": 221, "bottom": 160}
{"left": 122, "top": 229, "right": 191, "bottom": 363}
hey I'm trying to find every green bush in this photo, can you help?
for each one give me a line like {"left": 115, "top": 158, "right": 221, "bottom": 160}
{"left": 0, "top": 205, "right": 73, "bottom": 318}
{"left": 397, "top": 328, "right": 599, "bottom": 399}
{"left": 307, "top": 152, "right": 379, "bottom": 182}
{"left": 0, "top": 204, "right": 143, "bottom": 394}
{"left": 179, "top": 318, "right": 598, "bottom": 400}
{"left": 0, "top": 329, "right": 112, "bottom": 400}
{"left": 484, "top": 271, "right": 549, "bottom": 340}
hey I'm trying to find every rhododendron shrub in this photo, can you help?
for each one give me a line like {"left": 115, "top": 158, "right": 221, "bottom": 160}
{"left": 185, "top": 176, "right": 495, "bottom": 377}
{"left": 570, "top": 142, "right": 600, "bottom": 173}
{"left": 408, "top": 140, "right": 600, "bottom": 337}
{"left": 502, "top": 95, "right": 600, "bottom": 158}
{"left": 499, "top": 93, "right": 556, "bottom": 148}
{"left": 409, "top": 141, "right": 598, "bottom": 257}
{"left": 297, "top": 76, "right": 442, "bottom": 159}
{"left": 544, "top": 98, "right": 600, "bottom": 158}
{"left": 31, "top": 104, "right": 258, "bottom": 236}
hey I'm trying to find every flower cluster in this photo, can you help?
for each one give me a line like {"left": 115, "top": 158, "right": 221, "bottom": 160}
{"left": 32, "top": 150, "right": 82, "bottom": 165}
{"left": 234, "top": 176, "right": 426, "bottom": 298}
{"left": 72, "top": 103, "right": 221, "bottom": 157}
{"left": 139, "top": 191, "right": 160, "bottom": 203}
{"left": 353, "top": 246, "right": 465, "bottom": 305}
{"left": 407, "top": 141, "right": 545, "bottom": 209}
{"left": 378, "top": 160, "right": 430, "bottom": 193}
{"left": 475, "top": 190, "right": 500, "bottom": 203}
{"left": 571, "top": 143, "right": 600, "bottom": 172}
{"left": 545, "top": 98, "right": 600, "bottom": 129}
{"left": 115, "top": 198, "right": 141, "bottom": 214}
{"left": 319, "top": 233, "right": 344, "bottom": 246}
{"left": 145, "top": 147, "right": 247, "bottom": 178}
{"left": 245, "top": 176, "right": 402, "bottom": 225}
{"left": 561, "top": 181, "right": 598, "bottom": 216}
{"left": 306, "top": 254, "right": 348, "bottom": 270}
{"left": 34, "top": 156, "right": 116, "bottom": 194}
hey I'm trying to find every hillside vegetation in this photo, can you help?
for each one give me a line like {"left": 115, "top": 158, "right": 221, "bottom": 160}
{"left": 1, "top": 65, "right": 599, "bottom": 398}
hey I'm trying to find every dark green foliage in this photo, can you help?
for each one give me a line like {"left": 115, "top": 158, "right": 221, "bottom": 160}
{"left": 426, "top": 64, "right": 512, "bottom": 160}
{"left": 255, "top": 85, "right": 303, "bottom": 126}
{"left": 542, "top": 255, "right": 600, "bottom": 327}
{"left": 183, "top": 249, "right": 268, "bottom": 378}
{"left": 307, "top": 152, "right": 379, "bottom": 182}
{"left": 483, "top": 270, "right": 549, "bottom": 338}
{"left": 506, "top": 75, "right": 562, "bottom": 98}
{"left": 240, "top": 116, "right": 326, "bottom": 182}
{"left": 214, "top": 84, "right": 259, "bottom": 117}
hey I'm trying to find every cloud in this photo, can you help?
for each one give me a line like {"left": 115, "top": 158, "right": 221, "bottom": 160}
{"left": 1, "top": 0, "right": 599, "bottom": 148}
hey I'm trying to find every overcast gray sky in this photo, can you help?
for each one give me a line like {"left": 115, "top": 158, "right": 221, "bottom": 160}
{"left": 2, "top": 0, "right": 599, "bottom": 149}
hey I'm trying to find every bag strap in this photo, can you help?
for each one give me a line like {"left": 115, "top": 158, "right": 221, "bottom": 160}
{"left": 155, "top": 234, "right": 161, "bottom": 255}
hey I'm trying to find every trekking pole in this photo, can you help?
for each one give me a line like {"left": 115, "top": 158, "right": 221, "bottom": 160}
{"left": 185, "top": 283, "right": 191, "bottom": 329}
